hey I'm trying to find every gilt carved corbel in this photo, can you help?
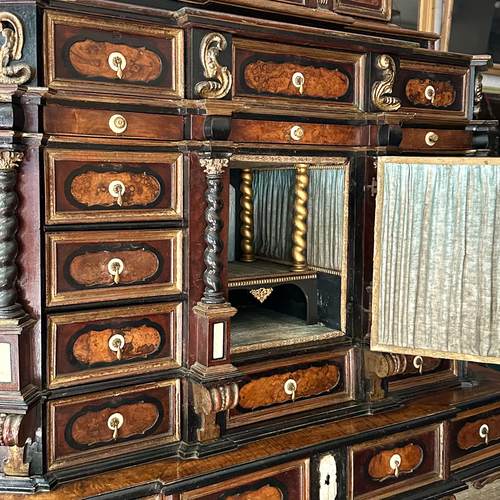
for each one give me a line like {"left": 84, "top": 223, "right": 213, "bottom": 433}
{"left": 0, "top": 413, "right": 31, "bottom": 476}
{"left": 195, "top": 32, "right": 232, "bottom": 99}
{"left": 192, "top": 383, "right": 239, "bottom": 442}
{"left": 371, "top": 54, "right": 401, "bottom": 112}
{"left": 0, "top": 12, "right": 33, "bottom": 85}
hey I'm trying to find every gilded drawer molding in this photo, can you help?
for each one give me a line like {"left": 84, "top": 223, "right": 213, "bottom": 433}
{"left": 47, "top": 303, "right": 182, "bottom": 389}
{"left": 45, "top": 150, "right": 183, "bottom": 224}
{"left": 44, "top": 11, "right": 184, "bottom": 98}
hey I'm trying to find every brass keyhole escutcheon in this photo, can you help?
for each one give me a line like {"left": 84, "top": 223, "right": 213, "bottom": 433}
{"left": 290, "top": 125, "right": 304, "bottom": 141}
{"left": 413, "top": 355, "right": 424, "bottom": 375}
{"left": 390, "top": 453, "right": 401, "bottom": 478}
{"left": 109, "top": 114, "right": 127, "bottom": 134}
{"left": 107, "top": 258, "right": 124, "bottom": 284}
{"left": 284, "top": 378, "right": 298, "bottom": 402}
{"left": 425, "top": 85, "right": 436, "bottom": 104}
{"left": 480, "top": 424, "right": 490, "bottom": 445}
{"left": 109, "top": 334, "right": 125, "bottom": 360}
{"left": 108, "top": 52, "right": 127, "bottom": 79}
{"left": 107, "top": 413, "right": 124, "bottom": 441}
{"left": 109, "top": 180, "right": 126, "bottom": 206}
{"left": 292, "top": 72, "right": 305, "bottom": 94}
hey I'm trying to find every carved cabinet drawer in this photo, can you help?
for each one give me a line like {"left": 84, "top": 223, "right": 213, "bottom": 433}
{"left": 47, "top": 380, "right": 180, "bottom": 470}
{"left": 44, "top": 105, "right": 184, "bottom": 141}
{"left": 45, "top": 149, "right": 183, "bottom": 224}
{"left": 45, "top": 11, "right": 183, "bottom": 98}
{"left": 227, "top": 119, "right": 362, "bottom": 146}
{"left": 228, "top": 350, "right": 353, "bottom": 428}
{"left": 46, "top": 230, "right": 182, "bottom": 306}
{"left": 399, "top": 129, "right": 473, "bottom": 151}
{"left": 349, "top": 423, "right": 445, "bottom": 500}
{"left": 233, "top": 39, "right": 364, "bottom": 111}
{"left": 180, "top": 459, "right": 309, "bottom": 500}
{"left": 450, "top": 401, "right": 500, "bottom": 470}
{"left": 47, "top": 303, "right": 182, "bottom": 389}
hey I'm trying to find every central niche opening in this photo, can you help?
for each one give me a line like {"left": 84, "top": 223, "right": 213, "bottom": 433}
{"left": 227, "top": 157, "right": 349, "bottom": 354}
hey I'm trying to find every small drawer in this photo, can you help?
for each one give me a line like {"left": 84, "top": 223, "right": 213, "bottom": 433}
{"left": 47, "top": 380, "right": 180, "bottom": 470}
{"left": 45, "top": 150, "right": 183, "bottom": 225}
{"left": 228, "top": 350, "right": 353, "bottom": 428}
{"left": 349, "top": 423, "right": 445, "bottom": 500}
{"left": 180, "top": 459, "right": 309, "bottom": 500}
{"left": 228, "top": 119, "right": 361, "bottom": 146}
{"left": 450, "top": 401, "right": 500, "bottom": 470}
{"left": 46, "top": 230, "right": 182, "bottom": 306}
{"left": 45, "top": 11, "right": 183, "bottom": 98}
{"left": 47, "top": 303, "right": 182, "bottom": 389}
{"left": 233, "top": 39, "right": 364, "bottom": 111}
{"left": 396, "top": 60, "right": 469, "bottom": 119}
{"left": 399, "top": 129, "right": 473, "bottom": 150}
{"left": 44, "top": 105, "right": 184, "bottom": 140}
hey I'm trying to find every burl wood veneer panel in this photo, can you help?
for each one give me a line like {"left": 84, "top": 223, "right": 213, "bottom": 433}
{"left": 47, "top": 303, "right": 182, "bottom": 388}
{"left": 45, "top": 150, "right": 183, "bottom": 224}
{"left": 46, "top": 230, "right": 183, "bottom": 306}
{"left": 399, "top": 129, "right": 473, "bottom": 151}
{"left": 47, "top": 380, "right": 180, "bottom": 470}
{"left": 44, "top": 11, "right": 183, "bottom": 97}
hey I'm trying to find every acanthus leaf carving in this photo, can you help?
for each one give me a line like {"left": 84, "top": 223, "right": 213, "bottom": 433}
{"left": 0, "top": 150, "right": 23, "bottom": 169}
{"left": 371, "top": 54, "right": 401, "bottom": 112}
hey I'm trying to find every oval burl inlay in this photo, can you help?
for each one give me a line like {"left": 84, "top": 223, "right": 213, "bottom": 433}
{"left": 244, "top": 61, "right": 349, "bottom": 99}
{"left": 69, "top": 39, "right": 162, "bottom": 82}
{"left": 68, "top": 249, "right": 159, "bottom": 286}
{"left": 457, "top": 414, "right": 500, "bottom": 450}
{"left": 368, "top": 444, "right": 424, "bottom": 481}
{"left": 70, "top": 170, "right": 161, "bottom": 207}
{"left": 239, "top": 364, "right": 339, "bottom": 409}
{"left": 70, "top": 401, "right": 159, "bottom": 446}
{"left": 405, "top": 78, "right": 455, "bottom": 107}
{"left": 72, "top": 325, "right": 161, "bottom": 365}
{"left": 226, "top": 485, "right": 283, "bottom": 500}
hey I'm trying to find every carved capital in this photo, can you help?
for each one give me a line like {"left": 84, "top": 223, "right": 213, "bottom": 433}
{"left": 200, "top": 158, "right": 229, "bottom": 176}
{"left": 371, "top": 54, "right": 401, "bottom": 112}
{"left": 0, "top": 150, "right": 23, "bottom": 170}
{"left": 0, "top": 12, "right": 33, "bottom": 85}
{"left": 195, "top": 32, "right": 232, "bottom": 100}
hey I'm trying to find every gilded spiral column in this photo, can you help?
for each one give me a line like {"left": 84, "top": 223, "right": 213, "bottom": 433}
{"left": 239, "top": 168, "right": 255, "bottom": 262}
{"left": 291, "top": 164, "right": 309, "bottom": 272}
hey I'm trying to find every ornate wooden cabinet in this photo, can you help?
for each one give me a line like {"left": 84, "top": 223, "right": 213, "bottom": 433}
{"left": 0, "top": 0, "right": 499, "bottom": 499}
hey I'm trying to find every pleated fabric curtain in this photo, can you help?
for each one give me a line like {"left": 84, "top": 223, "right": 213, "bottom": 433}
{"left": 374, "top": 160, "right": 500, "bottom": 359}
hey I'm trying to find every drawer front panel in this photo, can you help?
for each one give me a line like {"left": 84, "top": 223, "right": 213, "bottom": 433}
{"left": 233, "top": 39, "right": 364, "bottom": 111}
{"left": 45, "top": 12, "right": 183, "bottom": 97}
{"left": 47, "top": 380, "right": 180, "bottom": 469}
{"left": 228, "top": 119, "right": 361, "bottom": 145}
{"left": 44, "top": 106, "right": 184, "bottom": 140}
{"left": 349, "top": 424, "right": 444, "bottom": 500}
{"left": 228, "top": 350, "right": 353, "bottom": 428}
{"left": 399, "top": 129, "right": 473, "bottom": 150}
{"left": 450, "top": 401, "right": 500, "bottom": 469}
{"left": 180, "top": 459, "right": 309, "bottom": 500}
{"left": 46, "top": 230, "right": 182, "bottom": 306}
{"left": 47, "top": 303, "right": 182, "bottom": 389}
{"left": 46, "top": 150, "right": 183, "bottom": 224}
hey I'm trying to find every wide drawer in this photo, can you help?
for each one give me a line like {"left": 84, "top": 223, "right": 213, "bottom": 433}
{"left": 180, "top": 459, "right": 309, "bottom": 500}
{"left": 399, "top": 128, "right": 473, "bottom": 151}
{"left": 45, "top": 150, "right": 183, "bottom": 224}
{"left": 233, "top": 39, "right": 364, "bottom": 111}
{"left": 46, "top": 230, "right": 182, "bottom": 306}
{"left": 47, "top": 380, "right": 180, "bottom": 470}
{"left": 228, "top": 350, "right": 353, "bottom": 428}
{"left": 47, "top": 303, "right": 182, "bottom": 389}
{"left": 349, "top": 423, "right": 445, "bottom": 500}
{"left": 450, "top": 401, "right": 500, "bottom": 470}
{"left": 227, "top": 119, "right": 362, "bottom": 145}
{"left": 45, "top": 11, "right": 183, "bottom": 98}
{"left": 44, "top": 105, "right": 184, "bottom": 140}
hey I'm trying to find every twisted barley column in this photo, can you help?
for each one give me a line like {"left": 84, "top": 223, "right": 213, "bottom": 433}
{"left": 239, "top": 168, "right": 255, "bottom": 262}
{"left": 291, "top": 164, "right": 309, "bottom": 272}
{"left": 202, "top": 173, "right": 225, "bottom": 304}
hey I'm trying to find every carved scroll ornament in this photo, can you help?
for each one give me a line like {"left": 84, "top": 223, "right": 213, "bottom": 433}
{"left": 371, "top": 54, "right": 401, "bottom": 112}
{"left": 0, "top": 12, "right": 32, "bottom": 84}
{"left": 195, "top": 32, "right": 232, "bottom": 99}
{"left": 0, "top": 413, "right": 30, "bottom": 476}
